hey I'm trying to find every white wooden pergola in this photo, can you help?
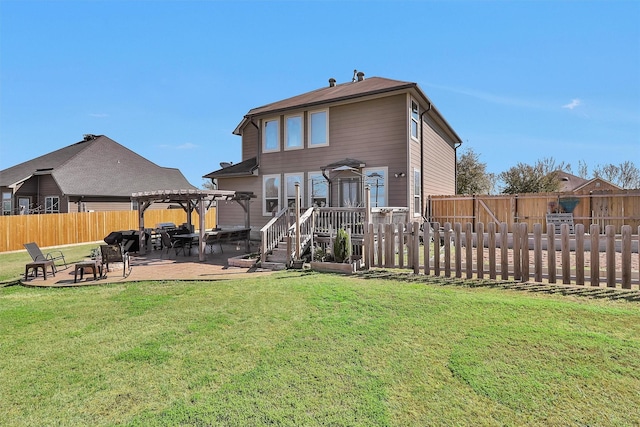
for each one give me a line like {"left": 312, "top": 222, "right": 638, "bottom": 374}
{"left": 131, "top": 189, "right": 243, "bottom": 262}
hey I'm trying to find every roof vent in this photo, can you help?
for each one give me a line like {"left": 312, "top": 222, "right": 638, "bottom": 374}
{"left": 356, "top": 71, "right": 365, "bottom": 82}
{"left": 83, "top": 134, "right": 98, "bottom": 141}
{"left": 329, "top": 78, "right": 336, "bottom": 87}
{"left": 220, "top": 162, "right": 233, "bottom": 169}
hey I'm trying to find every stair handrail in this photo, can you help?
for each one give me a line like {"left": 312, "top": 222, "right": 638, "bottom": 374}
{"left": 260, "top": 207, "right": 291, "bottom": 263}
{"left": 287, "top": 207, "right": 315, "bottom": 262}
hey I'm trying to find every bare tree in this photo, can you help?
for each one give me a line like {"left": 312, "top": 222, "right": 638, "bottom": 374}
{"left": 577, "top": 160, "right": 589, "bottom": 178}
{"left": 617, "top": 161, "right": 640, "bottom": 189}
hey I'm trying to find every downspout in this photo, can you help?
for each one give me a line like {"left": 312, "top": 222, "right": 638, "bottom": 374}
{"left": 249, "top": 116, "right": 260, "bottom": 168}
{"left": 419, "top": 103, "right": 431, "bottom": 220}
{"left": 454, "top": 141, "right": 463, "bottom": 195}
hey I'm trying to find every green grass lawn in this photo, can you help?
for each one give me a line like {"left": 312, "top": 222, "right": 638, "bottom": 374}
{"left": 1, "top": 271, "right": 639, "bottom": 426}
{"left": 0, "top": 243, "right": 100, "bottom": 283}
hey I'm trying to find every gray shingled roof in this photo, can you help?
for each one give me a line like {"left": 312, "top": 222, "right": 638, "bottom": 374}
{"left": 203, "top": 157, "right": 258, "bottom": 179}
{"left": 0, "top": 135, "right": 196, "bottom": 197}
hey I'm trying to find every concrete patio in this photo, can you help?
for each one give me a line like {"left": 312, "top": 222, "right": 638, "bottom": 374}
{"left": 20, "top": 242, "right": 273, "bottom": 288}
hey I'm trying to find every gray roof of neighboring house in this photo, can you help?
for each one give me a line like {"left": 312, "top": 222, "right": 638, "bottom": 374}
{"left": 0, "top": 135, "right": 196, "bottom": 197}
{"left": 203, "top": 157, "right": 258, "bottom": 179}
{"left": 233, "top": 76, "right": 462, "bottom": 144}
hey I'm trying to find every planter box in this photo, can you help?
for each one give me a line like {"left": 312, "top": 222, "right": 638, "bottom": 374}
{"left": 310, "top": 259, "right": 362, "bottom": 275}
{"left": 228, "top": 254, "right": 258, "bottom": 268}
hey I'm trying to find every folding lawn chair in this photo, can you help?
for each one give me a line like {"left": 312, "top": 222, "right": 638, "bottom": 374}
{"left": 23, "top": 242, "right": 67, "bottom": 272}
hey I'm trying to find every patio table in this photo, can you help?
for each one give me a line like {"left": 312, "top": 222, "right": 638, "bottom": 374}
{"left": 171, "top": 233, "right": 199, "bottom": 255}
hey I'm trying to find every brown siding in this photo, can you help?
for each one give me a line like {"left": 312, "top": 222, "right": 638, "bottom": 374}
{"left": 422, "top": 115, "right": 456, "bottom": 196}
{"left": 242, "top": 123, "right": 259, "bottom": 161}
{"left": 217, "top": 176, "right": 263, "bottom": 230}
{"left": 254, "top": 95, "right": 409, "bottom": 208}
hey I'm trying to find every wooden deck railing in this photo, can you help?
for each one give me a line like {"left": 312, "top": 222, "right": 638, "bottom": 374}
{"left": 260, "top": 207, "right": 292, "bottom": 264}
{"left": 287, "top": 207, "right": 315, "bottom": 262}
{"left": 314, "top": 207, "right": 366, "bottom": 236}
{"left": 362, "top": 221, "right": 640, "bottom": 289}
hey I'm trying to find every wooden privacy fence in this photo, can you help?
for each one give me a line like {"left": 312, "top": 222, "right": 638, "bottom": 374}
{"left": 0, "top": 209, "right": 216, "bottom": 253}
{"left": 362, "top": 221, "right": 640, "bottom": 289}
{"left": 428, "top": 190, "right": 640, "bottom": 234}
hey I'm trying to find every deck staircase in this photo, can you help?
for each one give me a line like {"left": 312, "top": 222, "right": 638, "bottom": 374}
{"left": 260, "top": 207, "right": 315, "bottom": 270}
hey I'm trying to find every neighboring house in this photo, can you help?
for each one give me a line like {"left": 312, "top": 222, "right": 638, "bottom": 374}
{"left": 204, "top": 73, "right": 463, "bottom": 231}
{"left": 555, "top": 170, "right": 621, "bottom": 194}
{"left": 0, "top": 134, "right": 196, "bottom": 215}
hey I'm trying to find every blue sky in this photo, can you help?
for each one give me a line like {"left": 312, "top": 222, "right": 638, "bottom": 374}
{"left": 1, "top": 0, "right": 638, "bottom": 189}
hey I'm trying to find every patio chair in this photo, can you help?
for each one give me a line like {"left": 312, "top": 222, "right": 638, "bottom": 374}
{"left": 24, "top": 242, "right": 67, "bottom": 272}
{"left": 99, "top": 244, "right": 131, "bottom": 278}
{"left": 159, "top": 231, "right": 185, "bottom": 256}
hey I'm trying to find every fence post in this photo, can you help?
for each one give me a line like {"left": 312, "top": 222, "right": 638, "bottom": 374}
{"left": 575, "top": 224, "right": 585, "bottom": 286}
{"left": 488, "top": 222, "right": 496, "bottom": 280}
{"left": 590, "top": 224, "right": 600, "bottom": 287}
{"left": 561, "top": 224, "right": 571, "bottom": 285}
{"left": 444, "top": 222, "right": 452, "bottom": 277}
{"left": 521, "top": 223, "right": 529, "bottom": 282}
{"left": 433, "top": 222, "right": 441, "bottom": 276}
{"left": 453, "top": 223, "right": 461, "bottom": 278}
{"left": 513, "top": 223, "right": 521, "bottom": 281}
{"left": 377, "top": 223, "right": 384, "bottom": 268}
{"left": 477, "top": 222, "right": 484, "bottom": 279}
{"left": 548, "top": 224, "right": 556, "bottom": 284}
{"left": 606, "top": 225, "right": 615, "bottom": 288}
{"left": 533, "top": 223, "right": 542, "bottom": 282}
{"left": 385, "top": 223, "right": 393, "bottom": 268}
{"left": 412, "top": 222, "right": 420, "bottom": 275}
{"left": 465, "top": 222, "right": 473, "bottom": 279}
{"left": 423, "top": 222, "right": 431, "bottom": 276}
{"left": 398, "top": 223, "right": 404, "bottom": 269}
{"left": 621, "top": 225, "right": 631, "bottom": 289}
{"left": 500, "top": 222, "right": 509, "bottom": 281}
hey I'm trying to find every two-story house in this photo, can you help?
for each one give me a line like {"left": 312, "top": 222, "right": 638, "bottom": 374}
{"left": 204, "top": 73, "right": 462, "bottom": 231}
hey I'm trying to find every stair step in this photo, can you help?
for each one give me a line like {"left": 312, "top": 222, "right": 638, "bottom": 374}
{"left": 261, "top": 261, "right": 288, "bottom": 271}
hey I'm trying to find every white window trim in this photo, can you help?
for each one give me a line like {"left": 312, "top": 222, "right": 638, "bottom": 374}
{"left": 284, "top": 114, "right": 304, "bottom": 151}
{"left": 363, "top": 166, "right": 388, "bottom": 208}
{"left": 262, "top": 174, "right": 281, "bottom": 216}
{"left": 410, "top": 99, "right": 420, "bottom": 142}
{"left": 413, "top": 168, "right": 422, "bottom": 217}
{"left": 308, "top": 109, "right": 329, "bottom": 148}
{"left": 284, "top": 173, "right": 304, "bottom": 208}
{"left": 45, "top": 196, "right": 60, "bottom": 214}
{"left": 307, "top": 171, "right": 328, "bottom": 207}
{"left": 262, "top": 117, "right": 280, "bottom": 153}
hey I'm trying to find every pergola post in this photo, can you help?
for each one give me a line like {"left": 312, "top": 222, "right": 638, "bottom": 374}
{"left": 198, "top": 198, "right": 206, "bottom": 262}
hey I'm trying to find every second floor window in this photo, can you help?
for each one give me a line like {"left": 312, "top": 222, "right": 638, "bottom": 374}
{"left": 411, "top": 100, "right": 419, "bottom": 141}
{"left": 309, "top": 110, "right": 328, "bottom": 147}
{"left": 285, "top": 115, "right": 303, "bottom": 150}
{"left": 263, "top": 118, "right": 279, "bottom": 152}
